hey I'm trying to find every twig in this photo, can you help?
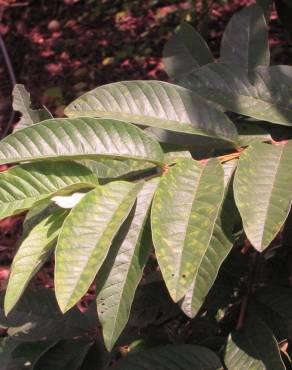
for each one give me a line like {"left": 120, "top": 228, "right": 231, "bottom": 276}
{"left": 236, "top": 252, "right": 258, "bottom": 330}
{"left": 0, "top": 34, "right": 16, "bottom": 137}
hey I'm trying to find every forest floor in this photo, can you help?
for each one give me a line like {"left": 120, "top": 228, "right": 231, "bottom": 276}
{"left": 0, "top": 0, "right": 292, "bottom": 301}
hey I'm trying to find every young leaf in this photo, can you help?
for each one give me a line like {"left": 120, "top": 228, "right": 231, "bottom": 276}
{"left": 220, "top": 5, "right": 270, "bottom": 71}
{"left": 182, "top": 63, "right": 292, "bottom": 126}
{"left": 234, "top": 141, "right": 292, "bottom": 251}
{"left": 55, "top": 181, "right": 143, "bottom": 313}
{"left": 225, "top": 313, "right": 285, "bottom": 370}
{"left": 96, "top": 179, "right": 159, "bottom": 351}
{"left": 0, "top": 161, "right": 98, "bottom": 220}
{"left": 110, "top": 344, "right": 222, "bottom": 370}
{"left": 5, "top": 209, "right": 68, "bottom": 315}
{"left": 181, "top": 160, "right": 237, "bottom": 318}
{"left": 12, "top": 84, "right": 52, "bottom": 131}
{"left": 64, "top": 81, "right": 238, "bottom": 145}
{"left": 163, "top": 22, "right": 214, "bottom": 79}
{"left": 151, "top": 159, "right": 225, "bottom": 302}
{"left": 0, "top": 118, "right": 164, "bottom": 166}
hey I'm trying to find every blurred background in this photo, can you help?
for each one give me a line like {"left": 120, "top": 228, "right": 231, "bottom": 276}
{"left": 0, "top": 0, "right": 291, "bottom": 287}
{"left": 1, "top": 0, "right": 292, "bottom": 122}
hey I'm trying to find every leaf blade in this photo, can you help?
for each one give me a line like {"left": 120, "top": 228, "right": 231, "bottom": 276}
{"left": 182, "top": 63, "right": 292, "bottom": 126}
{"left": 234, "top": 141, "right": 292, "bottom": 250}
{"left": 0, "top": 161, "right": 98, "bottom": 220}
{"left": 151, "top": 159, "right": 225, "bottom": 301}
{"left": 12, "top": 84, "right": 52, "bottom": 131}
{"left": 225, "top": 313, "right": 285, "bottom": 370}
{"left": 65, "top": 81, "right": 238, "bottom": 145}
{"left": 220, "top": 4, "right": 270, "bottom": 71}
{"left": 96, "top": 179, "right": 159, "bottom": 351}
{"left": 181, "top": 160, "right": 237, "bottom": 317}
{"left": 4, "top": 209, "right": 68, "bottom": 315}
{"left": 163, "top": 22, "right": 213, "bottom": 79}
{"left": 111, "top": 344, "right": 222, "bottom": 370}
{"left": 0, "top": 117, "right": 164, "bottom": 166}
{"left": 55, "top": 181, "right": 143, "bottom": 312}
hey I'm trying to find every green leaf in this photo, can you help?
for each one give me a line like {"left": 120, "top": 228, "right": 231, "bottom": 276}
{"left": 0, "top": 288, "right": 90, "bottom": 341}
{"left": 64, "top": 81, "right": 238, "bottom": 145}
{"left": 82, "top": 158, "right": 155, "bottom": 179}
{"left": 235, "top": 121, "right": 272, "bottom": 146}
{"left": 0, "top": 338, "right": 56, "bottom": 370}
{"left": 181, "top": 160, "right": 237, "bottom": 318}
{"left": 0, "top": 161, "right": 98, "bottom": 220}
{"left": 0, "top": 117, "right": 164, "bottom": 166}
{"left": 12, "top": 84, "right": 52, "bottom": 131}
{"left": 22, "top": 201, "right": 55, "bottom": 236}
{"left": 34, "top": 339, "right": 92, "bottom": 370}
{"left": 163, "top": 22, "right": 214, "bottom": 79}
{"left": 110, "top": 344, "right": 222, "bottom": 370}
{"left": 151, "top": 159, "right": 225, "bottom": 302}
{"left": 96, "top": 179, "right": 159, "bottom": 351}
{"left": 5, "top": 209, "right": 68, "bottom": 315}
{"left": 129, "top": 281, "right": 181, "bottom": 329}
{"left": 256, "top": 0, "right": 273, "bottom": 20}
{"left": 182, "top": 63, "right": 292, "bottom": 126}
{"left": 55, "top": 181, "right": 143, "bottom": 313}
{"left": 144, "top": 126, "right": 235, "bottom": 152}
{"left": 225, "top": 313, "right": 285, "bottom": 370}
{"left": 234, "top": 141, "right": 292, "bottom": 251}
{"left": 256, "top": 286, "right": 292, "bottom": 331}
{"left": 220, "top": 5, "right": 270, "bottom": 72}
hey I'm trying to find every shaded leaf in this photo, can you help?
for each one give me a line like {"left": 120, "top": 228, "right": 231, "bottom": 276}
{"left": 82, "top": 158, "right": 155, "bottom": 179}
{"left": 234, "top": 141, "right": 292, "bottom": 251}
{"left": 181, "top": 160, "right": 237, "bottom": 317}
{"left": 110, "top": 344, "right": 222, "bottom": 370}
{"left": 0, "top": 288, "right": 90, "bottom": 341}
{"left": 235, "top": 121, "right": 272, "bottom": 146}
{"left": 96, "top": 179, "right": 159, "bottom": 351}
{"left": 55, "top": 181, "right": 143, "bottom": 313}
{"left": 255, "top": 286, "right": 292, "bottom": 333}
{"left": 5, "top": 209, "right": 68, "bottom": 315}
{"left": 225, "top": 313, "right": 285, "bottom": 370}
{"left": 0, "top": 117, "right": 164, "bottom": 166}
{"left": 12, "top": 84, "right": 52, "bottom": 131}
{"left": 129, "top": 281, "right": 181, "bottom": 329}
{"left": 151, "top": 159, "right": 225, "bottom": 301}
{"left": 163, "top": 22, "right": 213, "bottom": 79}
{"left": 0, "top": 161, "right": 98, "bottom": 220}
{"left": 182, "top": 63, "right": 292, "bottom": 126}
{"left": 144, "top": 126, "right": 235, "bottom": 153}
{"left": 65, "top": 81, "right": 238, "bottom": 145}
{"left": 35, "top": 339, "right": 92, "bottom": 370}
{"left": 0, "top": 337, "right": 55, "bottom": 370}
{"left": 220, "top": 5, "right": 270, "bottom": 73}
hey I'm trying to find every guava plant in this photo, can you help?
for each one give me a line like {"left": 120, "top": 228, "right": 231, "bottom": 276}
{"left": 1, "top": 4, "right": 292, "bottom": 369}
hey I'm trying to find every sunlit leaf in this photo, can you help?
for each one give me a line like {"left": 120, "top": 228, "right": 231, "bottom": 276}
{"left": 151, "top": 159, "right": 224, "bottom": 301}
{"left": 234, "top": 141, "right": 292, "bottom": 250}
{"left": 65, "top": 81, "right": 238, "bottom": 145}
{"left": 55, "top": 181, "right": 143, "bottom": 312}
{"left": 0, "top": 118, "right": 164, "bottom": 166}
